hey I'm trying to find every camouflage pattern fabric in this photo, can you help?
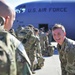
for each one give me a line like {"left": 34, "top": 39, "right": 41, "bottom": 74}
{"left": 0, "top": 31, "right": 17, "bottom": 75}
{"left": 34, "top": 36, "right": 44, "bottom": 69}
{"left": 48, "top": 30, "right": 52, "bottom": 45}
{"left": 67, "top": 73, "right": 75, "bottom": 75}
{"left": 0, "top": 16, "right": 31, "bottom": 75}
{"left": 46, "top": 45, "right": 54, "bottom": 56}
{"left": 57, "top": 38, "right": 75, "bottom": 75}
{"left": 17, "top": 28, "right": 37, "bottom": 72}
{"left": 24, "top": 35, "right": 38, "bottom": 72}
{"left": 34, "top": 36, "right": 42, "bottom": 57}
{"left": 37, "top": 56, "right": 45, "bottom": 69}
{"left": 39, "top": 32, "right": 49, "bottom": 55}
{"left": 16, "top": 54, "right": 32, "bottom": 75}
{"left": 17, "top": 27, "right": 45, "bottom": 72}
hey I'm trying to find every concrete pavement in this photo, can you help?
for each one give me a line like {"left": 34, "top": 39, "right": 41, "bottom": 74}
{"left": 33, "top": 55, "right": 62, "bottom": 75}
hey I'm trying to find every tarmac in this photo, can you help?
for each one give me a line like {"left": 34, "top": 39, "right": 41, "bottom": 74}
{"left": 32, "top": 42, "right": 62, "bottom": 75}
{"left": 33, "top": 55, "right": 61, "bottom": 75}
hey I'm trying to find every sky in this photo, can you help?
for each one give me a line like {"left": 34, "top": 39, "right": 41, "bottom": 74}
{"left": 5, "top": 0, "right": 75, "bottom": 9}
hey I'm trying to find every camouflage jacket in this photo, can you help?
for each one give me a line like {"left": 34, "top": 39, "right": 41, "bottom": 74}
{"left": 39, "top": 32, "right": 49, "bottom": 49}
{"left": 0, "top": 30, "right": 18, "bottom": 75}
{"left": 57, "top": 38, "right": 75, "bottom": 74}
{"left": 0, "top": 29, "right": 31, "bottom": 75}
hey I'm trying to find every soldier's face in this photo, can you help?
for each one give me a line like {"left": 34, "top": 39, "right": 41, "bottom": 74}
{"left": 52, "top": 28, "right": 66, "bottom": 45}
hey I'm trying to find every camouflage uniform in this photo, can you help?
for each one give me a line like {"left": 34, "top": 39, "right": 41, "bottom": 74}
{"left": 0, "top": 16, "right": 16, "bottom": 75}
{"left": 39, "top": 31, "right": 49, "bottom": 56}
{"left": 57, "top": 38, "right": 75, "bottom": 75}
{"left": 47, "top": 45, "right": 55, "bottom": 56}
{"left": 16, "top": 27, "right": 32, "bottom": 75}
{"left": 17, "top": 28, "right": 38, "bottom": 73}
{"left": 34, "top": 35, "right": 44, "bottom": 69}
{"left": 48, "top": 29, "right": 52, "bottom": 45}
{"left": 0, "top": 30, "right": 31, "bottom": 75}
{"left": 26, "top": 35, "right": 38, "bottom": 72}
{"left": 0, "top": 16, "right": 31, "bottom": 75}
{"left": 16, "top": 26, "right": 24, "bottom": 39}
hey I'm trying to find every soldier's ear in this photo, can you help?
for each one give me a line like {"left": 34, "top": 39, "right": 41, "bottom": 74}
{"left": 64, "top": 32, "right": 66, "bottom": 36}
{"left": 5, "top": 16, "right": 10, "bottom": 24}
{"left": 4, "top": 16, "right": 10, "bottom": 26}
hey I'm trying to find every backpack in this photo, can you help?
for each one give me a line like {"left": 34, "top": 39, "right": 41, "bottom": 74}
{"left": 0, "top": 31, "right": 16, "bottom": 75}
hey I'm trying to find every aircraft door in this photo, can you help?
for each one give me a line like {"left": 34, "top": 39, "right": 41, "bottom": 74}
{"left": 39, "top": 24, "right": 48, "bottom": 32}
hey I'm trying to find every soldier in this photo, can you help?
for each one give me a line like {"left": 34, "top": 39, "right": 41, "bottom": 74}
{"left": 17, "top": 27, "right": 38, "bottom": 74}
{"left": 34, "top": 28, "right": 42, "bottom": 56}
{"left": 48, "top": 28, "right": 52, "bottom": 45}
{"left": 52, "top": 23, "right": 75, "bottom": 75}
{"left": 28, "top": 24, "right": 34, "bottom": 31}
{"left": 16, "top": 25, "right": 24, "bottom": 39}
{"left": 34, "top": 28, "right": 45, "bottom": 69}
{"left": 0, "top": 1, "right": 31, "bottom": 75}
{"left": 39, "top": 28, "right": 49, "bottom": 56}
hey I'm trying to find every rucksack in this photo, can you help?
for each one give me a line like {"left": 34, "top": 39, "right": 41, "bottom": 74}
{"left": 0, "top": 31, "right": 16, "bottom": 75}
